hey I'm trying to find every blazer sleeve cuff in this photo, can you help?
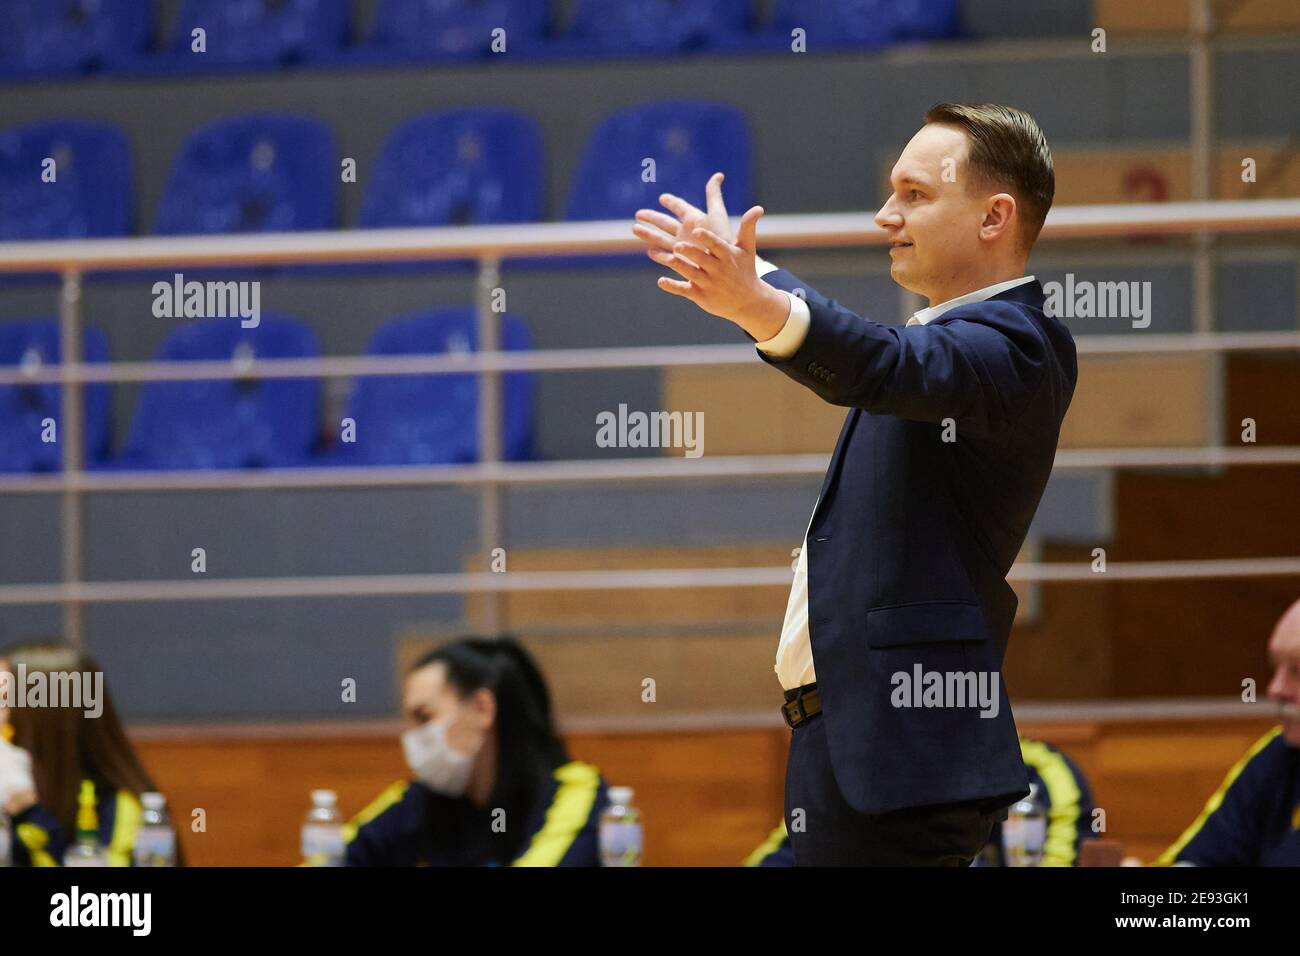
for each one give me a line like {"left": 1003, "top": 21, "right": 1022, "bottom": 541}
{"left": 755, "top": 291, "right": 810, "bottom": 360}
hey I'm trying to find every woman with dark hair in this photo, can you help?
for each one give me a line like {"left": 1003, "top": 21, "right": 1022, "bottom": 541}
{"left": 344, "top": 635, "right": 608, "bottom": 866}
{"left": 0, "top": 641, "right": 181, "bottom": 866}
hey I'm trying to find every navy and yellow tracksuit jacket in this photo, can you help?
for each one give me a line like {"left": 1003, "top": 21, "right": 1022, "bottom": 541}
{"left": 346, "top": 760, "right": 607, "bottom": 866}
{"left": 1156, "top": 726, "right": 1300, "bottom": 866}
{"left": 10, "top": 780, "right": 142, "bottom": 867}
{"left": 744, "top": 737, "right": 1095, "bottom": 866}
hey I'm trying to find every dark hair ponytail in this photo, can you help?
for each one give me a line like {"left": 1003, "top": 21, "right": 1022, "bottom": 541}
{"left": 409, "top": 635, "right": 569, "bottom": 854}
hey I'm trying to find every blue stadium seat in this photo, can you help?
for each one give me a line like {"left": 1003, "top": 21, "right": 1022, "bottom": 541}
{"left": 167, "top": 0, "right": 350, "bottom": 66}
{"left": 561, "top": 0, "right": 751, "bottom": 54}
{"left": 0, "top": 120, "right": 133, "bottom": 240}
{"left": 361, "top": 108, "right": 543, "bottom": 228}
{"left": 890, "top": 0, "right": 962, "bottom": 41}
{"left": 770, "top": 0, "right": 895, "bottom": 48}
{"left": 155, "top": 113, "right": 336, "bottom": 235}
{"left": 331, "top": 307, "right": 534, "bottom": 466}
{"left": 564, "top": 100, "right": 752, "bottom": 221}
{"left": 0, "top": 0, "right": 151, "bottom": 77}
{"left": 0, "top": 320, "right": 111, "bottom": 472}
{"left": 360, "top": 0, "right": 551, "bottom": 62}
{"left": 720, "top": 0, "right": 962, "bottom": 52}
{"left": 120, "top": 316, "right": 322, "bottom": 470}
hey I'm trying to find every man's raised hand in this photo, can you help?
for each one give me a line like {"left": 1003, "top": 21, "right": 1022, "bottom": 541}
{"left": 630, "top": 172, "right": 789, "bottom": 341}
{"left": 632, "top": 171, "right": 736, "bottom": 269}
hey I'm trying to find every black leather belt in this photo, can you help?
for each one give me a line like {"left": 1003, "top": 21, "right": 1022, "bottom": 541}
{"left": 781, "top": 682, "right": 820, "bottom": 729}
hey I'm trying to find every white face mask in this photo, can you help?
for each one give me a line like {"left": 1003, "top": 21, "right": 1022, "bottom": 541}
{"left": 401, "top": 717, "right": 477, "bottom": 797}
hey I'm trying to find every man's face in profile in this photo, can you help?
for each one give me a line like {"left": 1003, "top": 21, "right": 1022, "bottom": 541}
{"left": 874, "top": 123, "right": 1005, "bottom": 300}
{"left": 1266, "top": 611, "right": 1300, "bottom": 746}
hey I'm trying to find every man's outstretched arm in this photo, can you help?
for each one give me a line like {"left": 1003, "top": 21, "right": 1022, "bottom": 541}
{"left": 632, "top": 177, "right": 1049, "bottom": 435}
{"left": 754, "top": 265, "right": 1049, "bottom": 433}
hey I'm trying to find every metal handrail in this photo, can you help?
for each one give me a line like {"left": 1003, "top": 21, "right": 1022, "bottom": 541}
{"left": 0, "top": 199, "right": 1297, "bottom": 272}
{"left": 2, "top": 331, "right": 1300, "bottom": 387}
{"left": 3, "top": 198, "right": 1298, "bottom": 641}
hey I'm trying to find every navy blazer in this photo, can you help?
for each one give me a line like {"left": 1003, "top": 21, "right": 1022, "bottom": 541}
{"left": 755, "top": 271, "right": 1077, "bottom": 814}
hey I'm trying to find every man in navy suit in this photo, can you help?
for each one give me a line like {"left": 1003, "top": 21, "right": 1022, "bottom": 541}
{"left": 632, "top": 103, "right": 1077, "bottom": 865}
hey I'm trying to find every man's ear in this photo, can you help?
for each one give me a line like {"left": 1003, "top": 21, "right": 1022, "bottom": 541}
{"left": 980, "top": 193, "right": 1017, "bottom": 243}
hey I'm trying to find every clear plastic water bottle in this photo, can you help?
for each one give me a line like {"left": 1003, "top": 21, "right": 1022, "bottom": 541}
{"left": 301, "top": 789, "right": 345, "bottom": 866}
{"left": 64, "top": 781, "right": 108, "bottom": 867}
{"left": 0, "top": 811, "right": 11, "bottom": 867}
{"left": 599, "top": 786, "right": 642, "bottom": 867}
{"left": 133, "top": 792, "right": 177, "bottom": 867}
{"left": 1002, "top": 781, "right": 1048, "bottom": 866}
{"left": 64, "top": 837, "right": 108, "bottom": 866}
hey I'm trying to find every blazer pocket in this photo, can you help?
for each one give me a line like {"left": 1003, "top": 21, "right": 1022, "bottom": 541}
{"left": 865, "top": 600, "right": 988, "bottom": 649}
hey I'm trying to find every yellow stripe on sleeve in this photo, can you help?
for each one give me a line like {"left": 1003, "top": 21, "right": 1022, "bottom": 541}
{"left": 1153, "top": 726, "right": 1283, "bottom": 867}
{"left": 343, "top": 780, "right": 409, "bottom": 844}
{"left": 15, "top": 822, "right": 58, "bottom": 867}
{"left": 108, "top": 790, "right": 143, "bottom": 867}
{"left": 511, "top": 761, "right": 601, "bottom": 867}
{"left": 742, "top": 821, "right": 790, "bottom": 867}
{"left": 1020, "top": 739, "right": 1084, "bottom": 867}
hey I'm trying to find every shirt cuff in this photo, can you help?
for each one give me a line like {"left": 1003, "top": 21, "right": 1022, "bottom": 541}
{"left": 755, "top": 291, "right": 810, "bottom": 359}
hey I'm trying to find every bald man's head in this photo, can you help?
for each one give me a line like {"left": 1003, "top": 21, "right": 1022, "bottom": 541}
{"left": 1266, "top": 598, "right": 1300, "bottom": 746}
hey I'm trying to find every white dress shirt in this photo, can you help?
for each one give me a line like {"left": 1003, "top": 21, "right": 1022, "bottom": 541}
{"left": 753, "top": 261, "right": 1036, "bottom": 690}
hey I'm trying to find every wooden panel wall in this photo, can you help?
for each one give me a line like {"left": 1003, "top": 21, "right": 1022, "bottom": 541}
{"left": 449, "top": 542, "right": 1037, "bottom": 715}
{"left": 1094, "top": 0, "right": 1300, "bottom": 34}
{"left": 665, "top": 355, "right": 1214, "bottom": 456}
{"left": 661, "top": 364, "right": 846, "bottom": 456}
{"left": 133, "top": 716, "right": 1279, "bottom": 867}
{"left": 1051, "top": 145, "right": 1300, "bottom": 205}
{"left": 1058, "top": 355, "right": 1211, "bottom": 449}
